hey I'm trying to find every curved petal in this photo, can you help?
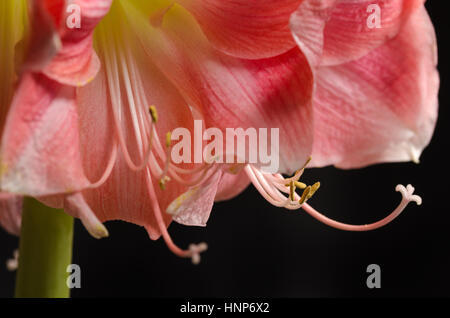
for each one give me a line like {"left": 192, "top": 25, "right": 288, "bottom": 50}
{"left": 215, "top": 169, "right": 250, "bottom": 202}
{"left": 310, "top": 6, "right": 439, "bottom": 168}
{"left": 290, "top": 0, "right": 425, "bottom": 67}
{"left": 0, "top": 193, "right": 22, "bottom": 236}
{"left": 0, "top": 73, "right": 90, "bottom": 195}
{"left": 21, "top": 0, "right": 62, "bottom": 73}
{"left": 177, "top": 0, "right": 302, "bottom": 59}
{"left": 42, "top": 0, "right": 112, "bottom": 86}
{"left": 122, "top": 3, "right": 315, "bottom": 174}
{"left": 167, "top": 170, "right": 222, "bottom": 227}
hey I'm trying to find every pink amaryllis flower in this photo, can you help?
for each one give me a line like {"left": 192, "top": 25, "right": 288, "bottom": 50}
{"left": 0, "top": 0, "right": 438, "bottom": 263}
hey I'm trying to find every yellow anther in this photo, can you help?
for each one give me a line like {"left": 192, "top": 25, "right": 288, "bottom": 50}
{"left": 300, "top": 156, "right": 312, "bottom": 171}
{"left": 285, "top": 181, "right": 307, "bottom": 189}
{"left": 299, "top": 186, "right": 311, "bottom": 205}
{"left": 149, "top": 105, "right": 158, "bottom": 123}
{"left": 166, "top": 131, "right": 172, "bottom": 148}
{"left": 294, "top": 181, "right": 307, "bottom": 189}
{"left": 293, "top": 156, "right": 312, "bottom": 176}
{"left": 159, "top": 176, "right": 170, "bottom": 190}
{"left": 309, "top": 182, "right": 321, "bottom": 198}
{"left": 289, "top": 180, "right": 295, "bottom": 201}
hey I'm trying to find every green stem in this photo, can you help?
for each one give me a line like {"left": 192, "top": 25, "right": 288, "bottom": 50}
{"left": 15, "top": 197, "right": 74, "bottom": 298}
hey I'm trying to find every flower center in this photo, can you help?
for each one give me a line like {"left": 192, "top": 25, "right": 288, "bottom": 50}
{"left": 92, "top": 2, "right": 212, "bottom": 264}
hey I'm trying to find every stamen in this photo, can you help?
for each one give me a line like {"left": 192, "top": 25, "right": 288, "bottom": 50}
{"left": 245, "top": 165, "right": 296, "bottom": 208}
{"left": 165, "top": 131, "right": 172, "bottom": 148}
{"left": 149, "top": 105, "right": 158, "bottom": 123}
{"left": 88, "top": 142, "right": 118, "bottom": 189}
{"left": 272, "top": 156, "right": 311, "bottom": 185}
{"left": 299, "top": 186, "right": 311, "bottom": 205}
{"left": 159, "top": 176, "right": 170, "bottom": 190}
{"left": 301, "top": 156, "right": 312, "bottom": 170}
{"left": 289, "top": 180, "right": 295, "bottom": 201}
{"left": 145, "top": 168, "right": 208, "bottom": 264}
{"left": 309, "top": 182, "right": 321, "bottom": 198}
{"left": 97, "top": 26, "right": 155, "bottom": 172}
{"left": 120, "top": 46, "right": 216, "bottom": 189}
{"left": 245, "top": 156, "right": 420, "bottom": 232}
{"left": 285, "top": 181, "right": 307, "bottom": 189}
{"left": 159, "top": 132, "right": 172, "bottom": 189}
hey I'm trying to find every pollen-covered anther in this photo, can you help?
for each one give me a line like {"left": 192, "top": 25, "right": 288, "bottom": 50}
{"left": 308, "top": 182, "right": 321, "bottom": 199}
{"left": 299, "top": 156, "right": 312, "bottom": 171}
{"left": 149, "top": 105, "right": 158, "bottom": 123}
{"left": 159, "top": 176, "right": 171, "bottom": 190}
{"left": 285, "top": 181, "right": 307, "bottom": 189}
{"left": 289, "top": 180, "right": 296, "bottom": 201}
{"left": 165, "top": 131, "right": 172, "bottom": 148}
{"left": 299, "top": 186, "right": 311, "bottom": 205}
{"left": 189, "top": 242, "right": 208, "bottom": 265}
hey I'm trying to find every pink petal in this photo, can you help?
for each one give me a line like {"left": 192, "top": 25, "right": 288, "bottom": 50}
{"left": 290, "top": 0, "right": 425, "bottom": 66}
{"left": 41, "top": 0, "right": 66, "bottom": 27}
{"left": 310, "top": 6, "right": 439, "bottom": 168}
{"left": 21, "top": 0, "right": 62, "bottom": 72}
{"left": 215, "top": 169, "right": 250, "bottom": 202}
{"left": 167, "top": 171, "right": 222, "bottom": 227}
{"left": 42, "top": 0, "right": 112, "bottom": 86}
{"left": 0, "top": 193, "right": 22, "bottom": 236}
{"left": 125, "top": 5, "right": 315, "bottom": 174}
{"left": 37, "top": 193, "right": 109, "bottom": 239}
{"left": 0, "top": 73, "right": 90, "bottom": 195}
{"left": 177, "top": 0, "right": 302, "bottom": 59}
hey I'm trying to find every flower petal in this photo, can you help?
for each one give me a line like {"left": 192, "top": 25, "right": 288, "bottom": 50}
{"left": 42, "top": 0, "right": 112, "bottom": 86}
{"left": 0, "top": 73, "right": 90, "bottom": 195}
{"left": 215, "top": 170, "right": 250, "bottom": 202}
{"left": 290, "top": 0, "right": 425, "bottom": 66}
{"left": 177, "top": 0, "right": 302, "bottom": 59}
{"left": 310, "top": 6, "right": 439, "bottom": 168}
{"left": 123, "top": 3, "right": 315, "bottom": 174}
{"left": 0, "top": 193, "right": 22, "bottom": 236}
{"left": 167, "top": 170, "right": 222, "bottom": 227}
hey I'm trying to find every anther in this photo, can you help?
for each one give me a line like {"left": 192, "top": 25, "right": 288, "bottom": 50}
{"left": 149, "top": 105, "right": 158, "bottom": 123}
{"left": 302, "top": 156, "right": 312, "bottom": 170}
{"left": 289, "top": 180, "right": 295, "bottom": 201}
{"left": 159, "top": 176, "right": 170, "bottom": 190}
{"left": 285, "top": 181, "right": 307, "bottom": 189}
{"left": 166, "top": 131, "right": 172, "bottom": 148}
{"left": 308, "top": 182, "right": 321, "bottom": 199}
{"left": 299, "top": 186, "right": 312, "bottom": 205}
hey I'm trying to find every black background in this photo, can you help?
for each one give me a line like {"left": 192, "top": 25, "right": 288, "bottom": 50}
{"left": 1, "top": 1, "right": 449, "bottom": 298}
